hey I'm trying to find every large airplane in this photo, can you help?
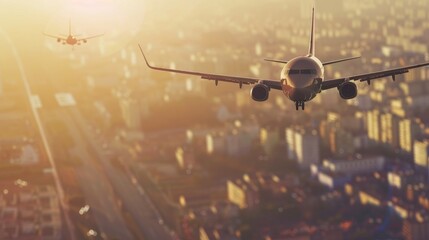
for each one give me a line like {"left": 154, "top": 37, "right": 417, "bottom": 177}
{"left": 44, "top": 20, "right": 103, "bottom": 47}
{"left": 138, "top": 7, "right": 429, "bottom": 110}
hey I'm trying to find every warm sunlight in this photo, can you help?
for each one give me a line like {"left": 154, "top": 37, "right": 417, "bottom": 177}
{"left": 0, "top": 1, "right": 428, "bottom": 240}
{"left": 43, "top": 0, "right": 145, "bottom": 55}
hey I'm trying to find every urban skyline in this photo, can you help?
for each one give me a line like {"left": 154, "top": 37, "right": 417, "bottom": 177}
{"left": 0, "top": 0, "right": 428, "bottom": 239}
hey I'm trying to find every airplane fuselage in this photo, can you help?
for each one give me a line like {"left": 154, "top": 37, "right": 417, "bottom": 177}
{"left": 281, "top": 56, "right": 324, "bottom": 103}
{"left": 66, "top": 35, "right": 78, "bottom": 45}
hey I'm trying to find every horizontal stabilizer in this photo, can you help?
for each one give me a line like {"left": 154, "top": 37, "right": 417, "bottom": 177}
{"left": 323, "top": 56, "right": 361, "bottom": 66}
{"left": 263, "top": 58, "right": 289, "bottom": 64}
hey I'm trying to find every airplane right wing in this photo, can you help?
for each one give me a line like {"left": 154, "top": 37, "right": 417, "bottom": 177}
{"left": 77, "top": 34, "right": 104, "bottom": 42}
{"left": 138, "top": 45, "right": 282, "bottom": 90}
{"left": 321, "top": 62, "right": 429, "bottom": 90}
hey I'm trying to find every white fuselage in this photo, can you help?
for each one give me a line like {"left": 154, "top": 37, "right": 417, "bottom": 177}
{"left": 280, "top": 56, "right": 324, "bottom": 102}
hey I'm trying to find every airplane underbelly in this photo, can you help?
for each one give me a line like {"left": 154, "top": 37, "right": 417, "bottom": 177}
{"left": 283, "top": 85, "right": 318, "bottom": 102}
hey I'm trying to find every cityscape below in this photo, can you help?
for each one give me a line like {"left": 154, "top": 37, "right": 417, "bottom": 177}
{"left": 0, "top": 0, "right": 429, "bottom": 240}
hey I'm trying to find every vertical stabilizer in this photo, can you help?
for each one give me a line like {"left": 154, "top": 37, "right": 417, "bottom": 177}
{"left": 308, "top": 7, "right": 316, "bottom": 56}
{"left": 69, "top": 18, "right": 71, "bottom": 36}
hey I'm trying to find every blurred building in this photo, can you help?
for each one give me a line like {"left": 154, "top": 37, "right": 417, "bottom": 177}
{"left": 414, "top": 140, "right": 429, "bottom": 169}
{"left": 285, "top": 127, "right": 297, "bottom": 160}
{"left": 227, "top": 177, "right": 259, "bottom": 209}
{"left": 328, "top": 128, "right": 355, "bottom": 157}
{"left": 206, "top": 124, "right": 258, "bottom": 157}
{"left": 402, "top": 219, "right": 429, "bottom": 240}
{"left": 294, "top": 129, "right": 320, "bottom": 168}
{"left": 175, "top": 147, "right": 196, "bottom": 171}
{"left": 388, "top": 169, "right": 425, "bottom": 189}
{"left": 322, "top": 156, "right": 385, "bottom": 175}
{"left": 380, "top": 112, "right": 400, "bottom": 148}
{"left": 399, "top": 119, "right": 419, "bottom": 153}
{"left": 119, "top": 98, "right": 141, "bottom": 130}
{"left": 260, "top": 128, "right": 280, "bottom": 156}
{"left": 367, "top": 110, "right": 381, "bottom": 143}
{"left": 10, "top": 145, "right": 39, "bottom": 165}
{"left": 0, "top": 183, "right": 62, "bottom": 240}
{"left": 317, "top": 171, "right": 350, "bottom": 189}
{"left": 199, "top": 227, "right": 239, "bottom": 240}
{"left": 206, "top": 133, "right": 226, "bottom": 155}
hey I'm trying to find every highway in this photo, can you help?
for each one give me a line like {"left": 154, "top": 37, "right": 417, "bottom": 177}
{"left": 49, "top": 108, "right": 134, "bottom": 240}
{"left": 0, "top": 26, "right": 176, "bottom": 240}
{"left": 0, "top": 29, "right": 135, "bottom": 240}
{"left": 0, "top": 30, "right": 76, "bottom": 240}
{"left": 69, "top": 107, "right": 176, "bottom": 240}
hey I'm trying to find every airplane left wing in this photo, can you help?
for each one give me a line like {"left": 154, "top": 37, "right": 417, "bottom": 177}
{"left": 43, "top": 33, "right": 67, "bottom": 41}
{"left": 321, "top": 62, "right": 429, "bottom": 90}
{"left": 138, "top": 45, "right": 282, "bottom": 90}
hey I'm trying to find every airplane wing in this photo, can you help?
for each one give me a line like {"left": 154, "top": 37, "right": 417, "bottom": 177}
{"left": 138, "top": 45, "right": 282, "bottom": 90}
{"left": 321, "top": 62, "right": 429, "bottom": 90}
{"left": 77, "top": 34, "right": 104, "bottom": 42}
{"left": 43, "top": 33, "right": 67, "bottom": 41}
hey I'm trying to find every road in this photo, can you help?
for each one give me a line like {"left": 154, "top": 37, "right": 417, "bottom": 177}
{"left": 0, "top": 30, "right": 76, "bottom": 240}
{"left": 69, "top": 108, "right": 176, "bottom": 240}
{"left": 0, "top": 26, "right": 176, "bottom": 240}
{"left": 0, "top": 29, "right": 134, "bottom": 240}
{"left": 50, "top": 108, "right": 134, "bottom": 240}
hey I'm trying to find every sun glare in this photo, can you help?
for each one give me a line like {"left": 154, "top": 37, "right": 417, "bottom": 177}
{"left": 43, "top": 0, "right": 145, "bottom": 56}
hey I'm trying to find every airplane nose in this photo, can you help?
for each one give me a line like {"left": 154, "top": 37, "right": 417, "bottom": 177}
{"left": 287, "top": 76, "right": 314, "bottom": 88}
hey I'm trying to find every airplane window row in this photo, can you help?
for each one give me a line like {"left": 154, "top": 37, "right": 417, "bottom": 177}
{"left": 287, "top": 69, "right": 317, "bottom": 75}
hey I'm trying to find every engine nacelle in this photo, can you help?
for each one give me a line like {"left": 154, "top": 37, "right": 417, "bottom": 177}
{"left": 251, "top": 84, "right": 270, "bottom": 102}
{"left": 338, "top": 82, "right": 358, "bottom": 99}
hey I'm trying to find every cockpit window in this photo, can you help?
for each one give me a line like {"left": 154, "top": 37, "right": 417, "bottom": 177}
{"left": 287, "top": 69, "right": 300, "bottom": 75}
{"left": 301, "top": 69, "right": 317, "bottom": 75}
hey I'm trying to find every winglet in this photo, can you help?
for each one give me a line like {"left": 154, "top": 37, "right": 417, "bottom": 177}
{"left": 138, "top": 44, "right": 154, "bottom": 69}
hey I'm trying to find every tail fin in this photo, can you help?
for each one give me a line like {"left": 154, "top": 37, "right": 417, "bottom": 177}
{"left": 69, "top": 18, "right": 71, "bottom": 36}
{"left": 308, "top": 7, "right": 316, "bottom": 56}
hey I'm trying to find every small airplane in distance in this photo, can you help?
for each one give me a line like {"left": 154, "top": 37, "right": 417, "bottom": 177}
{"left": 44, "top": 19, "right": 103, "bottom": 47}
{"left": 138, "top": 7, "right": 429, "bottom": 110}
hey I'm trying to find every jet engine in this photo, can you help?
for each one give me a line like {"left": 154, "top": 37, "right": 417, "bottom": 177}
{"left": 251, "top": 84, "right": 270, "bottom": 102}
{"left": 57, "top": 38, "right": 61, "bottom": 42}
{"left": 338, "top": 82, "right": 358, "bottom": 99}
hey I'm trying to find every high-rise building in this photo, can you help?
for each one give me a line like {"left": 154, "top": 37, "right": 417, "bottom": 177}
{"left": 260, "top": 128, "right": 280, "bottom": 156}
{"left": 285, "top": 128, "right": 296, "bottom": 160}
{"left": 295, "top": 129, "right": 320, "bottom": 168}
{"left": 414, "top": 140, "right": 429, "bottom": 168}
{"left": 399, "top": 119, "right": 419, "bottom": 153}
{"left": 367, "top": 110, "right": 381, "bottom": 143}
{"left": 329, "top": 128, "right": 355, "bottom": 157}
{"left": 380, "top": 112, "right": 400, "bottom": 148}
